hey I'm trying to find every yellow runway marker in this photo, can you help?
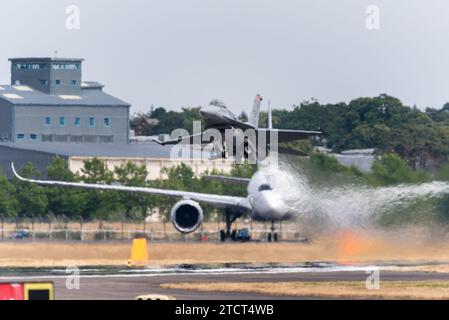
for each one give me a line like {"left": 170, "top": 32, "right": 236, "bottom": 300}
{"left": 129, "top": 238, "right": 149, "bottom": 267}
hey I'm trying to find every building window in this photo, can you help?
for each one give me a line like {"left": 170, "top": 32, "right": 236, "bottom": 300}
{"left": 55, "top": 80, "right": 62, "bottom": 85}
{"left": 15, "top": 63, "right": 47, "bottom": 70}
{"left": 99, "top": 136, "right": 114, "bottom": 143}
{"left": 52, "top": 63, "right": 80, "bottom": 70}
{"left": 104, "top": 118, "right": 111, "bottom": 127}
{"left": 59, "top": 117, "right": 65, "bottom": 126}
{"left": 44, "top": 117, "right": 51, "bottom": 126}
{"left": 42, "top": 134, "right": 54, "bottom": 142}
{"left": 89, "top": 117, "right": 96, "bottom": 128}
{"left": 17, "top": 134, "right": 25, "bottom": 140}
{"left": 71, "top": 80, "right": 77, "bottom": 86}
{"left": 39, "top": 79, "right": 49, "bottom": 85}
{"left": 13, "top": 80, "right": 22, "bottom": 85}
{"left": 30, "top": 134, "right": 38, "bottom": 140}
{"left": 70, "top": 135, "right": 83, "bottom": 143}
{"left": 75, "top": 117, "right": 81, "bottom": 127}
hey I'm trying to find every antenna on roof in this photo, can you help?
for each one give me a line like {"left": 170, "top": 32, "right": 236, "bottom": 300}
{"left": 54, "top": 50, "right": 58, "bottom": 58}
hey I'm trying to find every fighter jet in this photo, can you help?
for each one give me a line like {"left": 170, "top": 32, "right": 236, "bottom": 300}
{"left": 12, "top": 163, "right": 290, "bottom": 242}
{"left": 153, "top": 95, "right": 324, "bottom": 160}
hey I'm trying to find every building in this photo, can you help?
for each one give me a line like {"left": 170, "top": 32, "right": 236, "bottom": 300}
{"left": 334, "top": 149, "right": 375, "bottom": 172}
{"left": 314, "top": 147, "right": 375, "bottom": 172}
{"left": 0, "top": 57, "right": 235, "bottom": 180}
{"left": 0, "top": 141, "right": 234, "bottom": 180}
{"left": 0, "top": 57, "right": 130, "bottom": 144}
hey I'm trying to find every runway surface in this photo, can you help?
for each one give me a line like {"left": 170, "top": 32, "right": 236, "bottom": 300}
{"left": 2, "top": 263, "right": 449, "bottom": 300}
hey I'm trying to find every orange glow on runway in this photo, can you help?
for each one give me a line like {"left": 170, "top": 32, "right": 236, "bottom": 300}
{"left": 337, "top": 230, "right": 368, "bottom": 264}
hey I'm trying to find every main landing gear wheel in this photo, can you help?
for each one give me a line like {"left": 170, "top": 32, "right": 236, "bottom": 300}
{"left": 267, "top": 221, "right": 279, "bottom": 242}
{"left": 220, "top": 230, "right": 226, "bottom": 242}
{"left": 219, "top": 210, "right": 239, "bottom": 242}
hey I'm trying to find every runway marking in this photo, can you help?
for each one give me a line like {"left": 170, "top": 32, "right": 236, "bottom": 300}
{"left": 0, "top": 265, "right": 400, "bottom": 281}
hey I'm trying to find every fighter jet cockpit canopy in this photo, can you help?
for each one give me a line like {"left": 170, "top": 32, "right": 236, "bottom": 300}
{"left": 209, "top": 99, "right": 227, "bottom": 109}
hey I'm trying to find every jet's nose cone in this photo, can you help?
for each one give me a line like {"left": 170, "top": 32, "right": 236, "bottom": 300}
{"left": 255, "top": 191, "right": 291, "bottom": 219}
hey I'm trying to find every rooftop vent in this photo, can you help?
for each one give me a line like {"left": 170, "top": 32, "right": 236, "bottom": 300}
{"left": 59, "top": 95, "right": 82, "bottom": 100}
{"left": 3, "top": 93, "right": 23, "bottom": 99}
{"left": 13, "top": 85, "right": 33, "bottom": 92}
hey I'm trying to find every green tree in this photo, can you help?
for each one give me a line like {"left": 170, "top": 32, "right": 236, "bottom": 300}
{"left": 45, "top": 157, "right": 86, "bottom": 217}
{"left": 114, "top": 162, "right": 153, "bottom": 219}
{"left": 13, "top": 163, "right": 48, "bottom": 216}
{"left": 80, "top": 158, "right": 114, "bottom": 184}
{"left": 0, "top": 173, "right": 18, "bottom": 216}
{"left": 79, "top": 158, "right": 120, "bottom": 219}
{"left": 366, "top": 153, "right": 429, "bottom": 186}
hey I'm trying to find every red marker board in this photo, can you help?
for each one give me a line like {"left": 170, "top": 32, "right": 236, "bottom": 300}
{"left": 0, "top": 283, "right": 24, "bottom": 300}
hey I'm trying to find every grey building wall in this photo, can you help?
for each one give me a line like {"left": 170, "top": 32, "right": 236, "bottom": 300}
{"left": 0, "top": 100, "right": 13, "bottom": 141}
{"left": 13, "top": 105, "right": 129, "bottom": 144}
{"left": 49, "top": 62, "right": 82, "bottom": 95}
{"left": 334, "top": 154, "right": 375, "bottom": 173}
{"left": 0, "top": 145, "right": 63, "bottom": 179}
{"left": 10, "top": 60, "right": 51, "bottom": 93}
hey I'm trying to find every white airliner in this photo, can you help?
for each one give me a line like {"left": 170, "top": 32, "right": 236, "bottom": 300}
{"left": 12, "top": 163, "right": 291, "bottom": 242}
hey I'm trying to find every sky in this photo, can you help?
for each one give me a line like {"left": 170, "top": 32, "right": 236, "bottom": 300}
{"left": 0, "top": 0, "right": 448, "bottom": 114}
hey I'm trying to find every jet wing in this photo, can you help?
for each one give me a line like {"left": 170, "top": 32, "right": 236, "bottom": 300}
{"left": 152, "top": 132, "right": 205, "bottom": 146}
{"left": 11, "top": 164, "right": 252, "bottom": 211}
{"left": 257, "top": 128, "right": 324, "bottom": 143}
{"left": 153, "top": 128, "right": 323, "bottom": 146}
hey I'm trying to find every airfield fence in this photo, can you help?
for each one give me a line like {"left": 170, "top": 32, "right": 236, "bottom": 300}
{"left": 0, "top": 215, "right": 307, "bottom": 242}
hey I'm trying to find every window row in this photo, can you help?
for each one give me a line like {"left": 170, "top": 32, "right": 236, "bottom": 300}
{"left": 52, "top": 63, "right": 81, "bottom": 70}
{"left": 41, "top": 80, "right": 77, "bottom": 86}
{"left": 14, "top": 63, "right": 47, "bottom": 70}
{"left": 17, "top": 134, "right": 114, "bottom": 143}
{"left": 14, "top": 63, "right": 81, "bottom": 70}
{"left": 44, "top": 117, "right": 111, "bottom": 128}
{"left": 13, "top": 80, "right": 78, "bottom": 86}
{"left": 17, "top": 134, "right": 38, "bottom": 141}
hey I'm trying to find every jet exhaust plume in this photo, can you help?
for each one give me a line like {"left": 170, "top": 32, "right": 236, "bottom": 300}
{"left": 257, "top": 157, "right": 449, "bottom": 233}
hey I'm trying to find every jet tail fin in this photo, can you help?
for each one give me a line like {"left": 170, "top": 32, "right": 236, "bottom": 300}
{"left": 268, "top": 99, "right": 273, "bottom": 129}
{"left": 248, "top": 94, "right": 263, "bottom": 128}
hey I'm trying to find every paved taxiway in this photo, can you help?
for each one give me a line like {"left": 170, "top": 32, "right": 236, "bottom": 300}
{"left": 3, "top": 269, "right": 449, "bottom": 300}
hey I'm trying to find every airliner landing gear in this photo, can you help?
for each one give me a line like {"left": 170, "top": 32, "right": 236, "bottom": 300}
{"left": 267, "top": 220, "right": 279, "bottom": 242}
{"left": 219, "top": 211, "right": 250, "bottom": 242}
{"left": 220, "top": 211, "right": 238, "bottom": 242}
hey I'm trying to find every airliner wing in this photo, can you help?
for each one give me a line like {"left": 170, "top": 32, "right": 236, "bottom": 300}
{"left": 202, "top": 175, "right": 251, "bottom": 186}
{"left": 11, "top": 164, "right": 251, "bottom": 211}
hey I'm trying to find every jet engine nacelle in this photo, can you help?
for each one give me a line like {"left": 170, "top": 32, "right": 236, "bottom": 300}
{"left": 171, "top": 200, "right": 203, "bottom": 234}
